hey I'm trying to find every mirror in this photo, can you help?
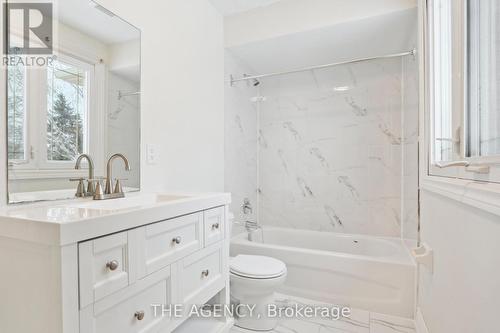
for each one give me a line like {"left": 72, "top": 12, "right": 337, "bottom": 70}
{"left": 6, "top": 0, "right": 141, "bottom": 203}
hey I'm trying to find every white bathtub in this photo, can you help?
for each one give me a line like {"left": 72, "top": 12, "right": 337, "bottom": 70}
{"left": 230, "top": 227, "right": 416, "bottom": 318}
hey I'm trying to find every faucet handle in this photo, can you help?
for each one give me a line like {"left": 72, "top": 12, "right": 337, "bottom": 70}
{"left": 88, "top": 178, "right": 105, "bottom": 199}
{"left": 70, "top": 177, "right": 87, "bottom": 197}
{"left": 113, "top": 178, "right": 128, "bottom": 194}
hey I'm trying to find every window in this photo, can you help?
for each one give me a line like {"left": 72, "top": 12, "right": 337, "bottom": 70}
{"left": 7, "top": 54, "right": 95, "bottom": 177}
{"left": 466, "top": 0, "right": 500, "bottom": 157}
{"left": 7, "top": 63, "right": 26, "bottom": 162}
{"left": 429, "top": 0, "right": 500, "bottom": 181}
{"left": 47, "top": 59, "right": 88, "bottom": 162}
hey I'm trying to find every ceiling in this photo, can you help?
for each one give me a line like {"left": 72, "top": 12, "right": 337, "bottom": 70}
{"left": 227, "top": 8, "right": 417, "bottom": 75}
{"left": 57, "top": 0, "right": 139, "bottom": 44}
{"left": 209, "top": 0, "right": 286, "bottom": 16}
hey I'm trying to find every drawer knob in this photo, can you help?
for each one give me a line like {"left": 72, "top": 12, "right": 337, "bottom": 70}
{"left": 202, "top": 269, "right": 210, "bottom": 277}
{"left": 134, "top": 311, "right": 145, "bottom": 321}
{"left": 106, "top": 260, "right": 119, "bottom": 271}
{"left": 172, "top": 236, "right": 182, "bottom": 244}
{"left": 212, "top": 223, "right": 220, "bottom": 229}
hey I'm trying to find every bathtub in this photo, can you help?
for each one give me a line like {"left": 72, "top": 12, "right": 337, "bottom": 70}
{"left": 230, "top": 227, "right": 416, "bottom": 318}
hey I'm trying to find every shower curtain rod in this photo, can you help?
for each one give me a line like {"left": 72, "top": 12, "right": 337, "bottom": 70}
{"left": 229, "top": 49, "right": 416, "bottom": 85}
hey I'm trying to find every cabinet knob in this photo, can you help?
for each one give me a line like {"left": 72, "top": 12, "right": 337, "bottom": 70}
{"left": 106, "top": 260, "right": 119, "bottom": 271}
{"left": 134, "top": 311, "right": 145, "bottom": 321}
{"left": 172, "top": 236, "right": 182, "bottom": 245}
{"left": 212, "top": 223, "right": 220, "bottom": 229}
{"left": 202, "top": 269, "right": 210, "bottom": 277}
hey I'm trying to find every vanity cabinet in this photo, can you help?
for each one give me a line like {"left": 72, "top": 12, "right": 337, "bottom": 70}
{"left": 78, "top": 207, "right": 228, "bottom": 333}
{"left": 0, "top": 194, "right": 232, "bottom": 333}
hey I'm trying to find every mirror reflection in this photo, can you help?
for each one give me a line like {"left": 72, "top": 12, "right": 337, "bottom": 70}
{"left": 7, "top": 0, "right": 141, "bottom": 203}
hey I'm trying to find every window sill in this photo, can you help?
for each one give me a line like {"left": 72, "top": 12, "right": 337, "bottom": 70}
{"left": 421, "top": 175, "right": 500, "bottom": 217}
{"left": 8, "top": 169, "right": 88, "bottom": 180}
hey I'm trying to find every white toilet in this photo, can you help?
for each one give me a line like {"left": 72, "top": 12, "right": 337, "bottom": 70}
{"left": 230, "top": 255, "right": 287, "bottom": 331}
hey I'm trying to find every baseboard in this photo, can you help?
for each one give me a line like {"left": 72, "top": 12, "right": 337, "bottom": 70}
{"left": 415, "top": 308, "right": 429, "bottom": 333}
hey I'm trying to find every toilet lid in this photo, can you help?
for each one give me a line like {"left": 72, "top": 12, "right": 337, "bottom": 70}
{"left": 230, "top": 255, "right": 286, "bottom": 279}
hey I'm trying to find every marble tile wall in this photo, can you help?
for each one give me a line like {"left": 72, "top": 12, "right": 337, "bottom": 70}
{"left": 225, "top": 55, "right": 419, "bottom": 239}
{"left": 401, "top": 55, "right": 420, "bottom": 243}
{"left": 107, "top": 73, "right": 141, "bottom": 188}
{"left": 224, "top": 50, "right": 259, "bottom": 229}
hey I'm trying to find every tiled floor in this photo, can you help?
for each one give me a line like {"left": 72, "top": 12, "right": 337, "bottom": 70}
{"left": 230, "top": 294, "right": 416, "bottom": 333}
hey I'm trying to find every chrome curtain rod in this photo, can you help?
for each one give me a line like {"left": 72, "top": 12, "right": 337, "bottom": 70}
{"left": 229, "top": 49, "right": 416, "bottom": 85}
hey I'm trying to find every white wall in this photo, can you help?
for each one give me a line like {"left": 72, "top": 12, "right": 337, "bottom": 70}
{"left": 225, "top": 0, "right": 417, "bottom": 47}
{"left": 75, "top": 0, "right": 225, "bottom": 193}
{"left": 418, "top": 190, "right": 500, "bottom": 332}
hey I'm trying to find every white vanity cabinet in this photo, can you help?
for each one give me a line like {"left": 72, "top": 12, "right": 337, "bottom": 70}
{"left": 0, "top": 193, "right": 232, "bottom": 333}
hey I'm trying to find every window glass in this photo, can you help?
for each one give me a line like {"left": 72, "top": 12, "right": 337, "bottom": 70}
{"left": 46, "top": 59, "right": 87, "bottom": 161}
{"left": 466, "top": 0, "right": 500, "bottom": 157}
{"left": 7, "top": 64, "right": 26, "bottom": 161}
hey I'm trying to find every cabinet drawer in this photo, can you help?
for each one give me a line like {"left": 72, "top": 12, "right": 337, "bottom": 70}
{"left": 79, "top": 231, "right": 137, "bottom": 308}
{"left": 204, "top": 207, "right": 225, "bottom": 247}
{"left": 178, "top": 243, "right": 225, "bottom": 305}
{"left": 137, "top": 212, "right": 203, "bottom": 278}
{"left": 80, "top": 267, "right": 173, "bottom": 333}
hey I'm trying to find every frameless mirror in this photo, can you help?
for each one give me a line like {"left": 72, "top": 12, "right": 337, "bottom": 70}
{"left": 6, "top": 0, "right": 141, "bottom": 203}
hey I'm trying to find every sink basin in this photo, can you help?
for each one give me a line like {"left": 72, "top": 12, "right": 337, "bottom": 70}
{"left": 65, "top": 194, "right": 190, "bottom": 211}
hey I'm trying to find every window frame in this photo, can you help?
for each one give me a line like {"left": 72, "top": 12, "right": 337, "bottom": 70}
{"left": 8, "top": 52, "right": 106, "bottom": 180}
{"left": 428, "top": 0, "right": 500, "bottom": 183}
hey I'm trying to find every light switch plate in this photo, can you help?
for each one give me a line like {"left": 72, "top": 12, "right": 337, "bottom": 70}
{"left": 146, "top": 144, "right": 159, "bottom": 164}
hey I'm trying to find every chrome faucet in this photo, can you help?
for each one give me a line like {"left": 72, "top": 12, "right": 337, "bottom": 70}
{"left": 74, "top": 154, "right": 95, "bottom": 195}
{"left": 102, "top": 153, "right": 131, "bottom": 197}
{"left": 242, "top": 198, "right": 253, "bottom": 215}
{"left": 71, "top": 153, "right": 131, "bottom": 200}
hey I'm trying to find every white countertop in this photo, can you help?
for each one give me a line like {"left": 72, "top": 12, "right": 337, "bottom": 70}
{"left": 0, "top": 192, "right": 231, "bottom": 246}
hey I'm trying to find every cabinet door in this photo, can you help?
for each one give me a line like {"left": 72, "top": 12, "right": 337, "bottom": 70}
{"left": 79, "top": 231, "right": 137, "bottom": 308}
{"left": 203, "top": 207, "right": 225, "bottom": 247}
{"left": 178, "top": 242, "right": 225, "bottom": 306}
{"left": 136, "top": 212, "right": 203, "bottom": 278}
{"left": 80, "top": 267, "right": 173, "bottom": 333}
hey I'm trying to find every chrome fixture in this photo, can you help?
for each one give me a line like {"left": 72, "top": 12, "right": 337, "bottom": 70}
{"left": 242, "top": 198, "right": 253, "bottom": 215}
{"left": 70, "top": 153, "right": 131, "bottom": 201}
{"left": 134, "top": 311, "right": 145, "bottom": 321}
{"left": 70, "top": 177, "right": 88, "bottom": 198}
{"left": 106, "top": 260, "right": 119, "bottom": 271}
{"left": 235, "top": 219, "right": 262, "bottom": 241}
{"left": 228, "top": 49, "right": 417, "bottom": 85}
{"left": 91, "top": 153, "right": 131, "bottom": 200}
{"left": 244, "top": 220, "right": 262, "bottom": 242}
{"left": 243, "top": 74, "right": 260, "bottom": 87}
{"left": 74, "top": 154, "right": 95, "bottom": 196}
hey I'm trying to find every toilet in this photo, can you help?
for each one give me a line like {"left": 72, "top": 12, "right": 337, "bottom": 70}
{"left": 230, "top": 255, "right": 287, "bottom": 331}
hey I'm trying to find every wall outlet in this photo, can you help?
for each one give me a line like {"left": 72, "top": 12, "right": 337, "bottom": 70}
{"left": 146, "top": 144, "right": 159, "bottom": 165}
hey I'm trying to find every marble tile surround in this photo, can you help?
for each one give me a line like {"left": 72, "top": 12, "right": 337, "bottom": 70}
{"left": 230, "top": 294, "right": 416, "bottom": 333}
{"left": 224, "top": 50, "right": 259, "bottom": 229}
{"left": 225, "top": 54, "right": 419, "bottom": 238}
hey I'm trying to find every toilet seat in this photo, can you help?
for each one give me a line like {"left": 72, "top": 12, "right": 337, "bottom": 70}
{"left": 230, "top": 255, "right": 286, "bottom": 279}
